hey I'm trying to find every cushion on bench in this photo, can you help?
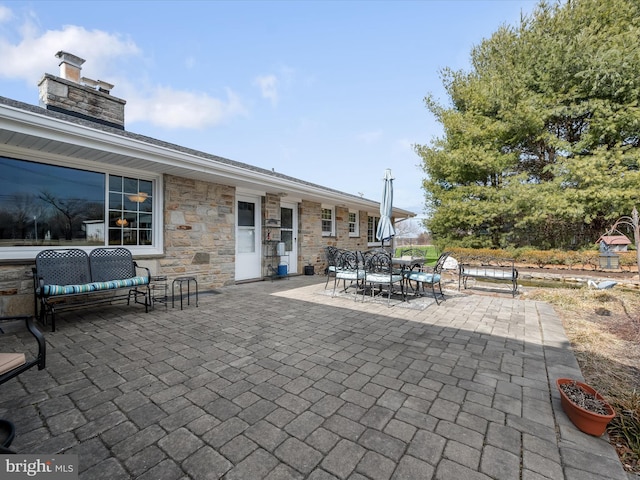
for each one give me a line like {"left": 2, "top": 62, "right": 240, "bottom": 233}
{"left": 42, "top": 275, "right": 149, "bottom": 296}
{"left": 0, "top": 353, "right": 26, "bottom": 375}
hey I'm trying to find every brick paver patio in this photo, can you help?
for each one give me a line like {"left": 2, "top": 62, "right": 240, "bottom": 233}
{"left": 0, "top": 276, "right": 629, "bottom": 479}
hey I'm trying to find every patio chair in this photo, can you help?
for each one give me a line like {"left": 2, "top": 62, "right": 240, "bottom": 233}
{"left": 362, "top": 249, "right": 405, "bottom": 306}
{"left": 403, "top": 251, "right": 451, "bottom": 305}
{"left": 0, "top": 316, "right": 46, "bottom": 386}
{"left": 0, "top": 315, "right": 46, "bottom": 454}
{"left": 324, "top": 246, "right": 340, "bottom": 289}
{"left": 395, "top": 247, "right": 427, "bottom": 272}
{"left": 332, "top": 250, "right": 365, "bottom": 301}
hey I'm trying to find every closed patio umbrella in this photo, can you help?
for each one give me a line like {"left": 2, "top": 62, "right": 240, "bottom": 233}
{"left": 376, "top": 168, "right": 395, "bottom": 246}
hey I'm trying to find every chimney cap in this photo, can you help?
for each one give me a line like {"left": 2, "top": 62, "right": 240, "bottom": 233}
{"left": 55, "top": 51, "right": 85, "bottom": 68}
{"left": 81, "top": 76, "right": 114, "bottom": 94}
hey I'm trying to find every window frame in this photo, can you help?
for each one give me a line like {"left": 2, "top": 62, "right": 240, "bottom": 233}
{"left": 367, "top": 215, "right": 381, "bottom": 246}
{"left": 321, "top": 205, "right": 335, "bottom": 237}
{"left": 348, "top": 210, "right": 359, "bottom": 237}
{"left": 0, "top": 155, "right": 163, "bottom": 260}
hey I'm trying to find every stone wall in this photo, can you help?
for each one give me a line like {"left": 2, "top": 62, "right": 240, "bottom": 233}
{"left": 299, "top": 202, "right": 371, "bottom": 276}
{"left": 160, "top": 175, "right": 235, "bottom": 289}
{"left": 0, "top": 264, "right": 36, "bottom": 316}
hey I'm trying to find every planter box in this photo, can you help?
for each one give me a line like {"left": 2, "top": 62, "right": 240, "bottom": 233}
{"left": 557, "top": 378, "right": 615, "bottom": 436}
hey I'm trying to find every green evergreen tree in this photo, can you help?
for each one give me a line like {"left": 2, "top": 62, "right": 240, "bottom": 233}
{"left": 416, "top": 0, "right": 640, "bottom": 249}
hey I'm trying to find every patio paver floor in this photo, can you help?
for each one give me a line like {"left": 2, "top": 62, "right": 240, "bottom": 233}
{"left": 0, "top": 276, "right": 629, "bottom": 479}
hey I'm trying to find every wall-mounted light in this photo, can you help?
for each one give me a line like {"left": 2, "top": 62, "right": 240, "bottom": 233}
{"left": 127, "top": 192, "right": 148, "bottom": 203}
{"left": 116, "top": 218, "right": 128, "bottom": 227}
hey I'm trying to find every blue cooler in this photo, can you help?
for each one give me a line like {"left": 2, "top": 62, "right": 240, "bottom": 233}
{"left": 277, "top": 264, "right": 288, "bottom": 276}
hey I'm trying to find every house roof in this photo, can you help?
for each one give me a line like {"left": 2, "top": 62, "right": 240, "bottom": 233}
{"left": 0, "top": 95, "right": 415, "bottom": 218}
{"left": 596, "top": 235, "right": 631, "bottom": 245}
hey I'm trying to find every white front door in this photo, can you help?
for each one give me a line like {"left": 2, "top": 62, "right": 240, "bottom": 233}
{"left": 235, "top": 194, "right": 262, "bottom": 281}
{"left": 280, "top": 203, "right": 298, "bottom": 274}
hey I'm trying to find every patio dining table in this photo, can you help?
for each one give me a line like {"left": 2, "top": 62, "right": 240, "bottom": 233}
{"left": 391, "top": 256, "right": 425, "bottom": 271}
{"left": 392, "top": 256, "right": 433, "bottom": 297}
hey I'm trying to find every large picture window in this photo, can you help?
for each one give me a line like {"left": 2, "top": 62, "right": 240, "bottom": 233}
{"left": 0, "top": 156, "right": 158, "bottom": 255}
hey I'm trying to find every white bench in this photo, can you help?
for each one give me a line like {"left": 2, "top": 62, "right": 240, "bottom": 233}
{"left": 459, "top": 259, "right": 518, "bottom": 296}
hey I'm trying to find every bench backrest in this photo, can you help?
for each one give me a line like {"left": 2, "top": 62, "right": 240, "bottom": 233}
{"left": 35, "top": 249, "right": 91, "bottom": 286}
{"left": 89, "top": 248, "right": 136, "bottom": 282}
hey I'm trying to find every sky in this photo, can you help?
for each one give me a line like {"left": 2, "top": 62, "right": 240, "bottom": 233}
{"left": 0, "top": 0, "right": 539, "bottom": 223}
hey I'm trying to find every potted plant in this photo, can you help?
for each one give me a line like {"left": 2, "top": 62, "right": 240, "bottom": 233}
{"left": 556, "top": 378, "right": 615, "bottom": 436}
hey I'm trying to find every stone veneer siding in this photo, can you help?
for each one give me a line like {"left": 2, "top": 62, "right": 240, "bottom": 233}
{"left": 0, "top": 265, "right": 37, "bottom": 316}
{"left": 161, "top": 175, "right": 236, "bottom": 289}
{"left": 299, "top": 202, "right": 372, "bottom": 276}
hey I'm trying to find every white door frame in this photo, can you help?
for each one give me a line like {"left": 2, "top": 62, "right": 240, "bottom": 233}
{"left": 280, "top": 202, "right": 298, "bottom": 274}
{"left": 235, "top": 193, "right": 262, "bottom": 281}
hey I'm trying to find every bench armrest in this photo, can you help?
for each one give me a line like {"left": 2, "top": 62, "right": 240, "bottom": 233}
{"left": 134, "top": 262, "right": 151, "bottom": 280}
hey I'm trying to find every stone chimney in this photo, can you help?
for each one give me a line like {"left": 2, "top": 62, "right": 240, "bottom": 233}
{"left": 38, "top": 51, "right": 126, "bottom": 130}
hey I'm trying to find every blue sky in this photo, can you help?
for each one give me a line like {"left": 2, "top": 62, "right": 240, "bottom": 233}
{"left": 0, "top": 0, "right": 538, "bottom": 221}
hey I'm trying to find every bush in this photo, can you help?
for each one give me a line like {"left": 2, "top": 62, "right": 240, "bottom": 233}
{"left": 440, "top": 246, "right": 637, "bottom": 271}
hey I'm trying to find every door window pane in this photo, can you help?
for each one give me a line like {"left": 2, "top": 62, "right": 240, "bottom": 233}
{"left": 238, "top": 228, "right": 255, "bottom": 253}
{"left": 281, "top": 230, "right": 293, "bottom": 251}
{"left": 281, "top": 207, "right": 294, "bottom": 251}
{"left": 238, "top": 201, "right": 255, "bottom": 227}
{"left": 281, "top": 208, "right": 293, "bottom": 229}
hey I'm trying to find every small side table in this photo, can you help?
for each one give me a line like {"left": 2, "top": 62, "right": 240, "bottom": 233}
{"left": 172, "top": 276, "right": 198, "bottom": 310}
{"left": 150, "top": 275, "right": 168, "bottom": 310}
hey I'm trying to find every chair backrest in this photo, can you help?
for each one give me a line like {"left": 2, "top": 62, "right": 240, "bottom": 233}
{"left": 397, "top": 247, "right": 423, "bottom": 259}
{"left": 89, "top": 248, "right": 136, "bottom": 282}
{"left": 433, "top": 252, "right": 451, "bottom": 274}
{"left": 35, "top": 249, "right": 91, "bottom": 286}
{"left": 363, "top": 250, "right": 393, "bottom": 275}
{"left": 324, "top": 246, "right": 339, "bottom": 267}
{"left": 335, "top": 250, "right": 360, "bottom": 271}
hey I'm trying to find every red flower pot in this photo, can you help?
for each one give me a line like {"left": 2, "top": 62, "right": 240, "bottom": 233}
{"left": 556, "top": 378, "right": 615, "bottom": 436}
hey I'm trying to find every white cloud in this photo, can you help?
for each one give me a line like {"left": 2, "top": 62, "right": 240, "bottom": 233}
{"left": 0, "top": 13, "right": 140, "bottom": 84}
{"left": 254, "top": 74, "right": 279, "bottom": 106}
{"left": 0, "top": 5, "right": 13, "bottom": 23}
{"left": 0, "top": 7, "right": 248, "bottom": 129}
{"left": 125, "top": 86, "right": 247, "bottom": 129}
{"left": 356, "top": 130, "right": 383, "bottom": 144}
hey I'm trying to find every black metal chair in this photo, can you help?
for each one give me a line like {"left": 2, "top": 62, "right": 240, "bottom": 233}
{"left": 324, "top": 246, "right": 340, "bottom": 289}
{"left": 0, "top": 316, "right": 46, "bottom": 385}
{"left": 332, "top": 250, "right": 365, "bottom": 301}
{"left": 403, "top": 252, "right": 451, "bottom": 305}
{"left": 0, "top": 315, "right": 46, "bottom": 454}
{"left": 362, "top": 250, "right": 405, "bottom": 306}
